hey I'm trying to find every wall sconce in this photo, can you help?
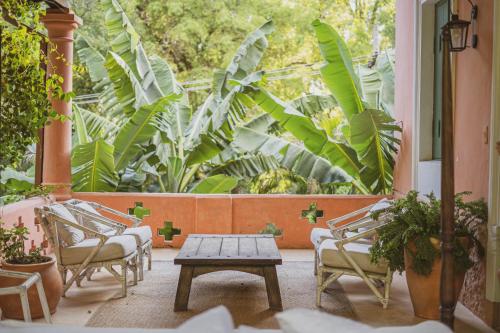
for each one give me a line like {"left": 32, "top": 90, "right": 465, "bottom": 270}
{"left": 442, "top": 0, "right": 478, "bottom": 52}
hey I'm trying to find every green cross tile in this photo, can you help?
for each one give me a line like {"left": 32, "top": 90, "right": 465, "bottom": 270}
{"left": 301, "top": 202, "right": 324, "bottom": 224}
{"left": 259, "top": 223, "right": 283, "bottom": 237}
{"left": 128, "top": 202, "right": 151, "bottom": 219}
{"left": 158, "top": 221, "right": 181, "bottom": 241}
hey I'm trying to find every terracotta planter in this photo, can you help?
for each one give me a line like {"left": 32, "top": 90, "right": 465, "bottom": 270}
{"left": 0, "top": 258, "right": 63, "bottom": 320}
{"left": 404, "top": 238, "right": 468, "bottom": 320}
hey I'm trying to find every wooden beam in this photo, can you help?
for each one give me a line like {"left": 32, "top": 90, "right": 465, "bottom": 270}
{"left": 440, "top": 27, "right": 456, "bottom": 329}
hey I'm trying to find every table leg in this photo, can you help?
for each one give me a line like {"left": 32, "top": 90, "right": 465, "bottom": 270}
{"left": 263, "top": 266, "right": 283, "bottom": 311}
{"left": 174, "top": 265, "right": 194, "bottom": 311}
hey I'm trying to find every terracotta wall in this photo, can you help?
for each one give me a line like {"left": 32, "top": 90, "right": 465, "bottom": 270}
{"left": 393, "top": 0, "right": 415, "bottom": 196}
{"left": 71, "top": 193, "right": 385, "bottom": 249}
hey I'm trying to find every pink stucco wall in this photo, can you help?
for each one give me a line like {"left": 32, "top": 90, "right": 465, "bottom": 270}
{"left": 393, "top": 0, "right": 496, "bottom": 325}
{"left": 454, "top": 0, "right": 494, "bottom": 201}
{"left": 393, "top": 0, "right": 415, "bottom": 196}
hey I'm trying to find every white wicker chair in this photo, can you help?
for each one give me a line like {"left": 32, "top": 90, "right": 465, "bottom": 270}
{"left": 35, "top": 204, "right": 138, "bottom": 298}
{"left": 63, "top": 199, "right": 153, "bottom": 281}
{"left": 311, "top": 199, "right": 393, "bottom": 308}
{"left": 0, "top": 270, "right": 52, "bottom": 323}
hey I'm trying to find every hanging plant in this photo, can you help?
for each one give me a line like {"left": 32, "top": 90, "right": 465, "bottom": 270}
{"left": 0, "top": 0, "right": 70, "bottom": 171}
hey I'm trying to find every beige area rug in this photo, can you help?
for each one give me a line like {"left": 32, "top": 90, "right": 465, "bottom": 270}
{"left": 86, "top": 261, "right": 356, "bottom": 329}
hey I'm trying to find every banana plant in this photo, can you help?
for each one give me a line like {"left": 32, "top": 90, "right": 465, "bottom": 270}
{"left": 312, "top": 19, "right": 401, "bottom": 194}
{"left": 71, "top": 0, "right": 285, "bottom": 193}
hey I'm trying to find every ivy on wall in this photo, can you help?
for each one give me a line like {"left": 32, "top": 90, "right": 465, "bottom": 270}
{"left": 0, "top": 0, "right": 69, "bottom": 171}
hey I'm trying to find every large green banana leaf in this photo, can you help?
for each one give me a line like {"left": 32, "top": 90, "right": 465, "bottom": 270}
{"left": 239, "top": 87, "right": 362, "bottom": 180}
{"left": 375, "top": 50, "right": 395, "bottom": 116}
{"left": 291, "top": 94, "right": 338, "bottom": 117}
{"left": 73, "top": 105, "right": 118, "bottom": 143}
{"left": 313, "top": 20, "right": 401, "bottom": 194}
{"left": 209, "top": 154, "right": 280, "bottom": 179}
{"left": 72, "top": 139, "right": 118, "bottom": 192}
{"left": 225, "top": 20, "right": 274, "bottom": 82}
{"left": 312, "top": 19, "right": 364, "bottom": 120}
{"left": 350, "top": 109, "right": 401, "bottom": 194}
{"left": 233, "top": 126, "right": 351, "bottom": 184}
{"left": 189, "top": 175, "right": 238, "bottom": 194}
{"left": 73, "top": 105, "right": 90, "bottom": 145}
{"left": 357, "top": 65, "right": 381, "bottom": 109}
{"left": 114, "top": 95, "right": 178, "bottom": 171}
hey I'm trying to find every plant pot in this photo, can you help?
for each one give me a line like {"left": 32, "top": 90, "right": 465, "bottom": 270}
{"left": 404, "top": 238, "right": 468, "bottom": 320}
{"left": 0, "top": 257, "right": 63, "bottom": 320}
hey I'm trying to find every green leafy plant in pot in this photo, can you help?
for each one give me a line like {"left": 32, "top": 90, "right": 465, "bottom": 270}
{"left": 0, "top": 222, "right": 63, "bottom": 319}
{"left": 369, "top": 191, "right": 487, "bottom": 319}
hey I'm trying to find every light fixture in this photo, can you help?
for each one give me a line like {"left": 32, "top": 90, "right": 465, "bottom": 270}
{"left": 442, "top": 1, "right": 478, "bottom": 52}
{"left": 443, "top": 14, "right": 470, "bottom": 52}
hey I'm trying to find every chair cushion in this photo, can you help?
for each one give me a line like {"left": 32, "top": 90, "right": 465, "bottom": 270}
{"left": 318, "top": 239, "right": 388, "bottom": 275}
{"left": 365, "top": 198, "right": 392, "bottom": 217}
{"left": 49, "top": 204, "right": 85, "bottom": 247}
{"left": 123, "top": 226, "right": 152, "bottom": 246}
{"left": 75, "top": 202, "right": 114, "bottom": 234}
{"left": 60, "top": 235, "right": 136, "bottom": 265}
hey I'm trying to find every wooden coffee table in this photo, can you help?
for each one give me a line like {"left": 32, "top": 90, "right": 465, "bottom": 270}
{"left": 173, "top": 234, "right": 283, "bottom": 311}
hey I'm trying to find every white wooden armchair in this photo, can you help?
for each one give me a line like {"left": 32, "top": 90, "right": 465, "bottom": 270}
{"left": 63, "top": 199, "right": 153, "bottom": 281}
{"left": 35, "top": 204, "right": 138, "bottom": 298}
{"left": 311, "top": 199, "right": 393, "bottom": 308}
{"left": 0, "top": 270, "right": 51, "bottom": 323}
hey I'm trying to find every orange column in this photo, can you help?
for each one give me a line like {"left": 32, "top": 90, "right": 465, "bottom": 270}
{"left": 41, "top": 10, "right": 81, "bottom": 200}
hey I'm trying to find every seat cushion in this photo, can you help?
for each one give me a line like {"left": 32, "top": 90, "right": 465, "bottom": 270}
{"left": 49, "top": 204, "right": 85, "bottom": 246}
{"left": 310, "top": 228, "right": 332, "bottom": 249}
{"left": 310, "top": 228, "right": 359, "bottom": 249}
{"left": 75, "top": 202, "right": 115, "bottom": 234}
{"left": 318, "top": 239, "right": 388, "bottom": 275}
{"left": 60, "top": 235, "right": 136, "bottom": 265}
{"left": 123, "top": 226, "right": 152, "bottom": 246}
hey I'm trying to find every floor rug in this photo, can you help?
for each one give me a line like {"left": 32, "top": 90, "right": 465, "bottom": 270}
{"left": 86, "top": 260, "right": 356, "bottom": 329}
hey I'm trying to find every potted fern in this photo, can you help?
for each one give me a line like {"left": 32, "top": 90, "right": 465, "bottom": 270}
{"left": 0, "top": 222, "right": 63, "bottom": 319}
{"left": 369, "top": 191, "right": 487, "bottom": 319}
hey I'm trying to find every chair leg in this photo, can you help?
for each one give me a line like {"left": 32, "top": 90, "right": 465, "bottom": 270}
{"left": 132, "top": 256, "right": 138, "bottom": 286}
{"left": 138, "top": 247, "right": 144, "bottom": 281}
{"left": 35, "top": 278, "right": 52, "bottom": 323}
{"left": 19, "top": 287, "right": 32, "bottom": 322}
{"left": 121, "top": 262, "right": 127, "bottom": 298}
{"left": 147, "top": 243, "right": 152, "bottom": 271}
{"left": 314, "top": 250, "right": 318, "bottom": 276}
{"left": 316, "top": 266, "right": 323, "bottom": 307}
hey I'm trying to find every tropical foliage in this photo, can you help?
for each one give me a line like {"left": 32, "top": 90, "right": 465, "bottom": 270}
{"left": 72, "top": 0, "right": 399, "bottom": 195}
{"left": 369, "top": 191, "right": 487, "bottom": 276}
{"left": 0, "top": 0, "right": 69, "bottom": 171}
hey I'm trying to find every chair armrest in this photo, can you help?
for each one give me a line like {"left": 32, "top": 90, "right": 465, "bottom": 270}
{"left": 325, "top": 205, "right": 375, "bottom": 228}
{"left": 87, "top": 201, "right": 142, "bottom": 227}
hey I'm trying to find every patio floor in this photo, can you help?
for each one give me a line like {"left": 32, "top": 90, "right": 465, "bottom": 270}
{"left": 39, "top": 249, "right": 494, "bottom": 332}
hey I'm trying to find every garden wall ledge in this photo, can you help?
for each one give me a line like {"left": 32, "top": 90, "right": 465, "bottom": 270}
{"left": 72, "top": 193, "right": 387, "bottom": 248}
{"left": 0, "top": 193, "right": 387, "bottom": 249}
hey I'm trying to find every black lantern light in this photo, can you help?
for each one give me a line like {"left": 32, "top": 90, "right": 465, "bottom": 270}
{"left": 443, "top": 14, "right": 470, "bottom": 52}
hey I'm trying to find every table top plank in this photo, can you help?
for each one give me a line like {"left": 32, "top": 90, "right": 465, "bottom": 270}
{"left": 220, "top": 237, "right": 239, "bottom": 257}
{"left": 239, "top": 236, "right": 258, "bottom": 257}
{"left": 178, "top": 237, "right": 202, "bottom": 257}
{"left": 196, "top": 237, "right": 223, "bottom": 257}
{"left": 174, "top": 234, "right": 282, "bottom": 266}
{"left": 256, "top": 237, "right": 280, "bottom": 258}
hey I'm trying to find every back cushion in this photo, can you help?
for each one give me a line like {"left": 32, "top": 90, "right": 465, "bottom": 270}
{"left": 365, "top": 198, "right": 392, "bottom": 217}
{"left": 75, "top": 202, "right": 113, "bottom": 233}
{"left": 49, "top": 204, "right": 85, "bottom": 246}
